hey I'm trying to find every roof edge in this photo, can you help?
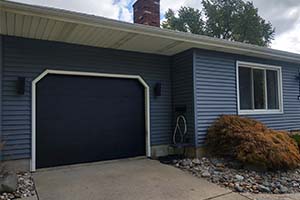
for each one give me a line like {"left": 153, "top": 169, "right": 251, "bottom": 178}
{"left": 1, "top": 0, "right": 300, "bottom": 63}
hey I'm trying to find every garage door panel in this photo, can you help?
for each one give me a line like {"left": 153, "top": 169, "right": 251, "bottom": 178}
{"left": 39, "top": 99, "right": 144, "bottom": 120}
{"left": 36, "top": 74, "right": 146, "bottom": 168}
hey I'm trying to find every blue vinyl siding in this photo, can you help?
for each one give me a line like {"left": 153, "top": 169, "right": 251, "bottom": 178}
{"left": 194, "top": 49, "right": 300, "bottom": 146}
{"left": 0, "top": 36, "right": 2, "bottom": 160}
{"left": 172, "top": 50, "right": 195, "bottom": 145}
{"left": 2, "top": 36, "right": 173, "bottom": 160}
{"left": 2, "top": 35, "right": 300, "bottom": 159}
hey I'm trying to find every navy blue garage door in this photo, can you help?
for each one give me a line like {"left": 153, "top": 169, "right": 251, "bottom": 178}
{"left": 36, "top": 74, "right": 146, "bottom": 168}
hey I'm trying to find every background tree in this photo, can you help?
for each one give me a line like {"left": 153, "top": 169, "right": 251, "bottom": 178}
{"left": 162, "top": 0, "right": 275, "bottom": 47}
{"left": 162, "top": 7, "right": 205, "bottom": 35}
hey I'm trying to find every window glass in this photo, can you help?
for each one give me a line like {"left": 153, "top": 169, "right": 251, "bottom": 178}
{"left": 267, "top": 70, "right": 279, "bottom": 109}
{"left": 239, "top": 67, "right": 253, "bottom": 109}
{"left": 238, "top": 63, "right": 281, "bottom": 113}
{"left": 253, "top": 69, "right": 266, "bottom": 109}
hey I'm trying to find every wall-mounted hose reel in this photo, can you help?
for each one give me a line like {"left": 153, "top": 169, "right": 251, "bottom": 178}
{"left": 173, "top": 105, "right": 188, "bottom": 146}
{"left": 173, "top": 115, "right": 187, "bottom": 145}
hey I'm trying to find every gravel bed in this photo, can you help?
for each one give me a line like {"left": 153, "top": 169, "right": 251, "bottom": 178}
{"left": 0, "top": 172, "right": 36, "bottom": 200}
{"left": 173, "top": 157, "right": 300, "bottom": 194}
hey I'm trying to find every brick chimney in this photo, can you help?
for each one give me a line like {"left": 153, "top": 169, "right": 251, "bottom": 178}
{"left": 133, "top": 0, "right": 160, "bottom": 27}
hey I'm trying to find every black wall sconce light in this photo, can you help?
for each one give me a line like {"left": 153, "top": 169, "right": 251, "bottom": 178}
{"left": 154, "top": 82, "right": 162, "bottom": 97}
{"left": 17, "top": 77, "right": 26, "bottom": 95}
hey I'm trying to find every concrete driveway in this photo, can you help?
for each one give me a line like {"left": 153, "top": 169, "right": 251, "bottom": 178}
{"left": 33, "top": 158, "right": 249, "bottom": 200}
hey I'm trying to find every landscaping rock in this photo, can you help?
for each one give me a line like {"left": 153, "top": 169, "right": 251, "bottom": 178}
{"left": 192, "top": 158, "right": 201, "bottom": 165}
{"left": 180, "top": 159, "right": 187, "bottom": 166}
{"left": 234, "top": 184, "right": 244, "bottom": 192}
{"left": 235, "top": 175, "right": 244, "bottom": 181}
{"left": 258, "top": 185, "right": 271, "bottom": 193}
{"left": 201, "top": 171, "right": 211, "bottom": 178}
{"left": 0, "top": 173, "right": 17, "bottom": 193}
{"left": 279, "top": 185, "right": 289, "bottom": 193}
{"left": 0, "top": 172, "right": 36, "bottom": 200}
{"left": 172, "top": 157, "right": 300, "bottom": 194}
{"left": 273, "top": 188, "right": 280, "bottom": 194}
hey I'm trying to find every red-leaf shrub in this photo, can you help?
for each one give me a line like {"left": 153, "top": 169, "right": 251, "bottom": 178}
{"left": 206, "top": 115, "right": 300, "bottom": 170}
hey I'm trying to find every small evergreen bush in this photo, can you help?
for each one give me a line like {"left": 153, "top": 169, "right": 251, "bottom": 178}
{"left": 291, "top": 134, "right": 300, "bottom": 152}
{"left": 206, "top": 115, "right": 300, "bottom": 170}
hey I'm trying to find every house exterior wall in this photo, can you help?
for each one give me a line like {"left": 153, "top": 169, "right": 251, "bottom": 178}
{"left": 2, "top": 35, "right": 300, "bottom": 160}
{"left": 171, "top": 50, "right": 195, "bottom": 145}
{"left": 0, "top": 36, "right": 3, "bottom": 160}
{"left": 1, "top": 36, "right": 173, "bottom": 160}
{"left": 194, "top": 49, "right": 300, "bottom": 146}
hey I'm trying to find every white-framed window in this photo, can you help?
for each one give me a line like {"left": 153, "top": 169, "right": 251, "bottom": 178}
{"left": 236, "top": 61, "right": 283, "bottom": 115}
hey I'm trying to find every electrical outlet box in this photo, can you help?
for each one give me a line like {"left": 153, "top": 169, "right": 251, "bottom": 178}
{"left": 175, "top": 105, "right": 187, "bottom": 113}
{"left": 298, "top": 96, "right": 300, "bottom": 101}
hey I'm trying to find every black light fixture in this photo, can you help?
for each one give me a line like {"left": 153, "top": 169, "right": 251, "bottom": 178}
{"left": 17, "top": 77, "right": 26, "bottom": 95}
{"left": 154, "top": 83, "right": 162, "bottom": 97}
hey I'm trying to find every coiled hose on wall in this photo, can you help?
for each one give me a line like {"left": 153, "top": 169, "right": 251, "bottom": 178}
{"left": 172, "top": 115, "right": 187, "bottom": 145}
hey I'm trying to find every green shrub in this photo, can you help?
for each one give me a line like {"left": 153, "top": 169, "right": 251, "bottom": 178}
{"left": 291, "top": 134, "right": 300, "bottom": 145}
{"left": 291, "top": 134, "right": 300, "bottom": 153}
{"left": 206, "top": 115, "right": 300, "bottom": 170}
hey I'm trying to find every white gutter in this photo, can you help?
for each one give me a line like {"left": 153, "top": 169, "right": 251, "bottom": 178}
{"left": 1, "top": 0, "right": 300, "bottom": 63}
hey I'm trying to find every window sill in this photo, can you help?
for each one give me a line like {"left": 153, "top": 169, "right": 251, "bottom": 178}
{"left": 238, "top": 110, "right": 284, "bottom": 115}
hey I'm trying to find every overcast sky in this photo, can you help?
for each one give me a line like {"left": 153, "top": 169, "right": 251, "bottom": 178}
{"left": 11, "top": 0, "right": 300, "bottom": 54}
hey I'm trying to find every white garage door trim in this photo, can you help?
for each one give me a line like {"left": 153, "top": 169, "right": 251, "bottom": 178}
{"left": 31, "top": 69, "right": 151, "bottom": 171}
